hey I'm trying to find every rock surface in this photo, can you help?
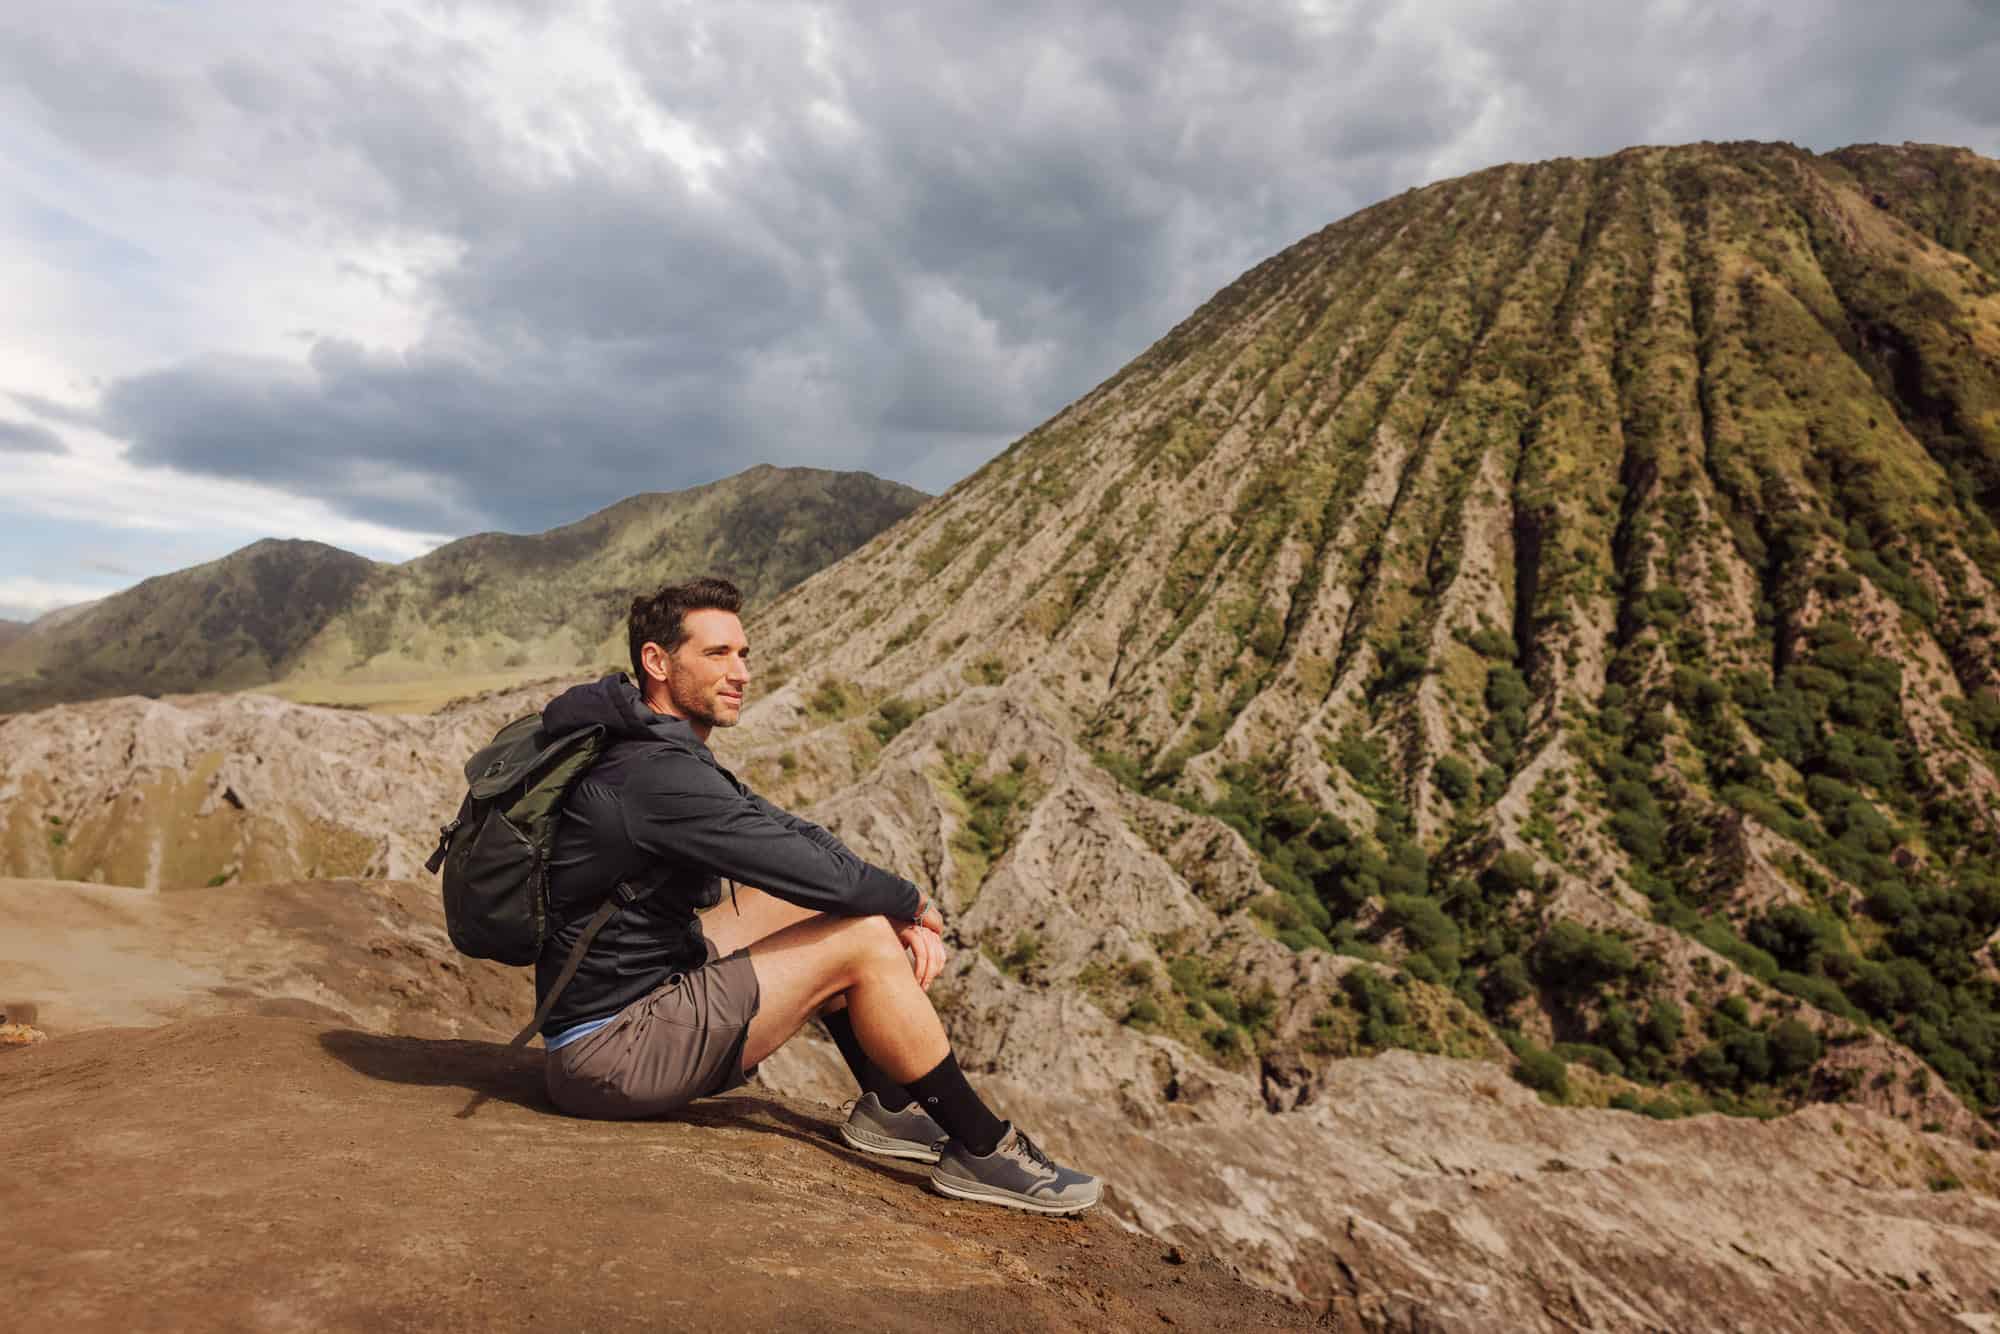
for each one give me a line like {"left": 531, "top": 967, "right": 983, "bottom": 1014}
{"left": 0, "top": 876, "right": 524, "bottom": 1038}
{"left": 4, "top": 1017, "right": 1296, "bottom": 1333}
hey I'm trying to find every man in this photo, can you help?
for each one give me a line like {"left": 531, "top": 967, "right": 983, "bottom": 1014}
{"left": 533, "top": 576, "right": 1099, "bottom": 1215}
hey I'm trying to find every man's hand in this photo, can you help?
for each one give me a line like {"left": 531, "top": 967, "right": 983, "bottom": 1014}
{"left": 896, "top": 918, "right": 946, "bottom": 990}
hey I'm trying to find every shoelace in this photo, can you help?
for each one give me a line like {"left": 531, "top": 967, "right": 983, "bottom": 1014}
{"left": 1010, "top": 1129, "right": 1056, "bottom": 1172}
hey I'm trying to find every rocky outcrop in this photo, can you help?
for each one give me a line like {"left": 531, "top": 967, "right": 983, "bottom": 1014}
{"left": 0, "top": 690, "right": 525, "bottom": 888}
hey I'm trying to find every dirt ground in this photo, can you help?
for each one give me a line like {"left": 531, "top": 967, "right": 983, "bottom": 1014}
{"left": 3, "top": 1016, "right": 1310, "bottom": 1333}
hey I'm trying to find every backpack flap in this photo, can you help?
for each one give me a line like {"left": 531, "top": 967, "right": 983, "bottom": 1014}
{"left": 502, "top": 726, "right": 605, "bottom": 848}
{"left": 464, "top": 714, "right": 550, "bottom": 796}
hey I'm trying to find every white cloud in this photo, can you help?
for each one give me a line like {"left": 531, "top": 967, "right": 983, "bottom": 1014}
{"left": 0, "top": 574, "right": 113, "bottom": 619}
{"left": 2, "top": 415, "right": 449, "bottom": 560}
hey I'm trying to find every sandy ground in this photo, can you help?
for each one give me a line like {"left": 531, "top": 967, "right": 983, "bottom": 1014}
{"left": 2, "top": 1016, "right": 1306, "bottom": 1333}
{"left": 0, "top": 877, "right": 525, "bottom": 1039}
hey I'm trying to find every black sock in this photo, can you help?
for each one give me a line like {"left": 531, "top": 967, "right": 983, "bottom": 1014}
{"left": 906, "top": 1051, "right": 1008, "bottom": 1157}
{"left": 820, "top": 1009, "right": 914, "bottom": 1111}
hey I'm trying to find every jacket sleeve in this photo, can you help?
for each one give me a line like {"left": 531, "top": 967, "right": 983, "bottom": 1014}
{"left": 626, "top": 748, "right": 922, "bottom": 919}
{"left": 748, "top": 793, "right": 860, "bottom": 863}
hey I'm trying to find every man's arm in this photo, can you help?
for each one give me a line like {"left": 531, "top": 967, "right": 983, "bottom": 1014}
{"left": 747, "top": 792, "right": 859, "bottom": 864}
{"left": 628, "top": 749, "right": 922, "bottom": 919}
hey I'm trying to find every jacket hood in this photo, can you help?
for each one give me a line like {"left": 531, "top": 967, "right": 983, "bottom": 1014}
{"left": 542, "top": 673, "right": 705, "bottom": 749}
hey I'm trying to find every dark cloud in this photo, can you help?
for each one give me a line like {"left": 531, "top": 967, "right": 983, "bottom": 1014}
{"left": 0, "top": 13, "right": 192, "bottom": 167}
{"left": 9, "top": 392, "right": 98, "bottom": 430}
{"left": 0, "top": 419, "right": 66, "bottom": 454}
{"left": 104, "top": 341, "right": 735, "bottom": 533}
{"left": 81, "top": 1, "right": 1480, "bottom": 526}
{"left": 7, "top": 1, "right": 2000, "bottom": 534}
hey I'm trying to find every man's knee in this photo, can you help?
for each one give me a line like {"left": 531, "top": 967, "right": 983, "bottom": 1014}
{"left": 833, "top": 912, "right": 907, "bottom": 970}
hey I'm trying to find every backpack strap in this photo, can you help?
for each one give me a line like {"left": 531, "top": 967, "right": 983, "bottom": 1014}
{"left": 507, "top": 879, "right": 651, "bottom": 1049}
{"left": 456, "top": 879, "right": 657, "bottom": 1122}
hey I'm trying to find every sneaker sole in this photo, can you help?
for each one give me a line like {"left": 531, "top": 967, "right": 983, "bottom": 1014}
{"left": 839, "top": 1121, "right": 943, "bottom": 1164}
{"left": 929, "top": 1172, "right": 1101, "bottom": 1216}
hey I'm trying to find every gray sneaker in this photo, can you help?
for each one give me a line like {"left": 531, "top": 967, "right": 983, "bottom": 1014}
{"left": 838, "top": 1092, "right": 948, "bottom": 1163}
{"left": 930, "top": 1124, "right": 1101, "bottom": 1215}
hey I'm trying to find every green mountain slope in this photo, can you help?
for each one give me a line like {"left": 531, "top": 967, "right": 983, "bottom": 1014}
{"left": 285, "top": 464, "right": 927, "bottom": 689}
{"left": 743, "top": 142, "right": 2000, "bottom": 1135}
{"left": 0, "top": 540, "right": 380, "bottom": 712}
{"left": 0, "top": 465, "right": 926, "bottom": 712}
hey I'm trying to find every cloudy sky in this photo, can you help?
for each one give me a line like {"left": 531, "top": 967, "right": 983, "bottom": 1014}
{"left": 2, "top": 1, "right": 1996, "bottom": 620}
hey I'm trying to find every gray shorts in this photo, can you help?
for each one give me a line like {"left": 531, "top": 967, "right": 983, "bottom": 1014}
{"left": 543, "top": 938, "right": 763, "bottom": 1119}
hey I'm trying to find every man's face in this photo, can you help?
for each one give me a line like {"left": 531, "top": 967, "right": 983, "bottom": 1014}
{"left": 644, "top": 608, "right": 751, "bottom": 730}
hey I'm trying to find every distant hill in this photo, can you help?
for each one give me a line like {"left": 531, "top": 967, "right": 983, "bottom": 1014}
{"left": 0, "top": 541, "right": 379, "bottom": 712}
{"left": 0, "top": 465, "right": 926, "bottom": 712}
{"left": 0, "top": 620, "right": 28, "bottom": 652}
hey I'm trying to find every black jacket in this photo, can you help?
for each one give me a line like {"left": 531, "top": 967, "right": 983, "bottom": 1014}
{"left": 535, "top": 673, "right": 922, "bottom": 1035}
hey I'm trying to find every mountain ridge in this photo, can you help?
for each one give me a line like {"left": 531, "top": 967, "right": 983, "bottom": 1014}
{"left": 0, "top": 465, "right": 926, "bottom": 712}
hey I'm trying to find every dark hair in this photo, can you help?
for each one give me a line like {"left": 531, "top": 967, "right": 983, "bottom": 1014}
{"left": 629, "top": 577, "right": 744, "bottom": 680}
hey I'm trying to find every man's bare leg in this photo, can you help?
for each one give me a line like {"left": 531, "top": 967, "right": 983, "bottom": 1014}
{"left": 701, "top": 886, "right": 866, "bottom": 1019}
{"left": 739, "top": 911, "right": 946, "bottom": 1080}
{"left": 736, "top": 908, "right": 1102, "bottom": 1214}
{"left": 703, "top": 887, "right": 913, "bottom": 1118}
{"left": 699, "top": 884, "right": 820, "bottom": 957}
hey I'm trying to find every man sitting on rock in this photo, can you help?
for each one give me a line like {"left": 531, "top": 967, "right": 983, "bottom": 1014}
{"left": 532, "top": 576, "right": 1100, "bottom": 1215}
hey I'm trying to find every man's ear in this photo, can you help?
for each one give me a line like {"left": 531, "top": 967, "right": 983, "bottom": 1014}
{"left": 641, "top": 641, "right": 671, "bottom": 684}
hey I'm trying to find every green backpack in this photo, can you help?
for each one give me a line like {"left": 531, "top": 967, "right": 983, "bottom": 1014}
{"left": 425, "top": 714, "right": 649, "bottom": 1048}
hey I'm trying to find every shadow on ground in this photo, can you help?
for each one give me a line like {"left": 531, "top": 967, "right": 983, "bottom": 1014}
{"left": 316, "top": 1027, "right": 915, "bottom": 1184}
{"left": 319, "top": 1028, "right": 547, "bottom": 1113}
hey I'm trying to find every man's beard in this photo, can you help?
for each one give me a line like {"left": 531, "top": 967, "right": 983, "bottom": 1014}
{"left": 668, "top": 678, "right": 737, "bottom": 729}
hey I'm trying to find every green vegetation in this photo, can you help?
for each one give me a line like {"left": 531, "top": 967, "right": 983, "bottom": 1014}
{"left": 992, "top": 931, "right": 1043, "bottom": 981}
{"left": 868, "top": 696, "right": 929, "bottom": 745}
{"left": 1510, "top": 1037, "right": 1570, "bottom": 1100}
{"left": 964, "top": 656, "right": 1008, "bottom": 686}
{"left": 941, "top": 751, "right": 1037, "bottom": 897}
{"left": 1433, "top": 755, "right": 1475, "bottom": 804}
{"left": 1336, "top": 968, "right": 1427, "bottom": 1050}
{"left": 1160, "top": 954, "right": 1279, "bottom": 1063}
{"left": 805, "top": 678, "right": 860, "bottom": 720}
{"left": 1047, "top": 145, "right": 2000, "bottom": 1135}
